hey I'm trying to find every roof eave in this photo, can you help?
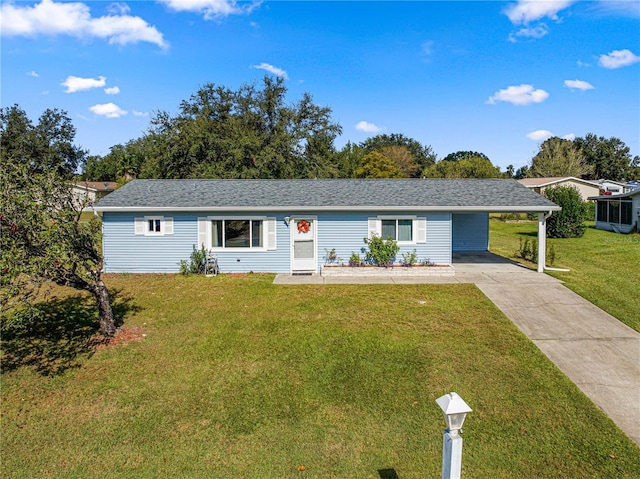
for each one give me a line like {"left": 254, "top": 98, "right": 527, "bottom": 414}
{"left": 94, "top": 205, "right": 561, "bottom": 213}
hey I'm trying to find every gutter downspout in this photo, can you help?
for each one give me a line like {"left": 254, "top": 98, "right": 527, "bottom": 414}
{"left": 538, "top": 210, "right": 570, "bottom": 272}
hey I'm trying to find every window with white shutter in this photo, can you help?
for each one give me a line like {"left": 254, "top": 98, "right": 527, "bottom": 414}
{"left": 134, "top": 216, "right": 173, "bottom": 236}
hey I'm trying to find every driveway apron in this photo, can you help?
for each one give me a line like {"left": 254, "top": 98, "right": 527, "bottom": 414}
{"left": 473, "top": 270, "right": 640, "bottom": 446}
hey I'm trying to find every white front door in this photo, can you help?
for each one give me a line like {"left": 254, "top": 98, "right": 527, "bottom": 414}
{"left": 291, "top": 217, "right": 317, "bottom": 272}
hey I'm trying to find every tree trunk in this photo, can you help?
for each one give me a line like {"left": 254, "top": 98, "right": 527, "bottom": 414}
{"left": 92, "top": 280, "right": 116, "bottom": 337}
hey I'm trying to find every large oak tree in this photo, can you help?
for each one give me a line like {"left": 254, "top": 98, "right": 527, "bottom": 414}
{"left": 85, "top": 76, "right": 343, "bottom": 180}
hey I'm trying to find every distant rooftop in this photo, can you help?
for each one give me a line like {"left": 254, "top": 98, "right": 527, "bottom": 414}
{"left": 517, "top": 177, "right": 599, "bottom": 187}
{"left": 75, "top": 181, "right": 118, "bottom": 192}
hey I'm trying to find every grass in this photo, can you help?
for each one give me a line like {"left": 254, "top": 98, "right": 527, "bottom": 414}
{"left": 2, "top": 274, "right": 639, "bottom": 478}
{"left": 490, "top": 217, "right": 640, "bottom": 332}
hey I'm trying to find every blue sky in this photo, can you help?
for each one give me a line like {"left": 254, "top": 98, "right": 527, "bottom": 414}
{"left": 1, "top": 0, "right": 639, "bottom": 171}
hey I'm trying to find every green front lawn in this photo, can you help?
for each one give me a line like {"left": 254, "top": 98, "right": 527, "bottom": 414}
{"left": 2, "top": 274, "right": 638, "bottom": 478}
{"left": 490, "top": 218, "right": 640, "bottom": 332}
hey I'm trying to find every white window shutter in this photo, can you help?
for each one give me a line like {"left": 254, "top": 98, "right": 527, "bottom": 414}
{"left": 164, "top": 217, "right": 174, "bottom": 235}
{"left": 416, "top": 217, "right": 426, "bottom": 243}
{"left": 367, "top": 217, "right": 379, "bottom": 239}
{"left": 267, "top": 217, "right": 277, "bottom": 250}
{"left": 134, "top": 217, "right": 145, "bottom": 235}
{"left": 197, "top": 217, "right": 208, "bottom": 249}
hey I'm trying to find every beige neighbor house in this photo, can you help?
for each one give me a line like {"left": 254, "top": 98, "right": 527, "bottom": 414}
{"left": 517, "top": 177, "right": 600, "bottom": 201}
{"left": 73, "top": 181, "right": 118, "bottom": 209}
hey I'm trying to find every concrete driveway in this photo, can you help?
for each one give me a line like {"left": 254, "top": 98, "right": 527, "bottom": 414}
{"left": 274, "top": 252, "right": 640, "bottom": 445}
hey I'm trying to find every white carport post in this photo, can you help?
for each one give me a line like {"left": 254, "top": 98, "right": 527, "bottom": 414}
{"left": 537, "top": 212, "right": 547, "bottom": 273}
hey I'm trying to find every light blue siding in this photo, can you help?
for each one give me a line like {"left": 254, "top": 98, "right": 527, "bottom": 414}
{"left": 102, "top": 212, "right": 291, "bottom": 273}
{"left": 424, "top": 212, "right": 452, "bottom": 264}
{"left": 317, "top": 212, "right": 451, "bottom": 268}
{"left": 102, "top": 210, "right": 454, "bottom": 273}
{"left": 452, "top": 213, "right": 489, "bottom": 252}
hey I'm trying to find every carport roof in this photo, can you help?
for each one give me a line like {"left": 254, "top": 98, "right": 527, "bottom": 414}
{"left": 94, "top": 178, "right": 561, "bottom": 212}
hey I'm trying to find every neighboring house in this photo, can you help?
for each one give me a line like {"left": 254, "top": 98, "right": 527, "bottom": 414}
{"left": 625, "top": 180, "right": 640, "bottom": 191}
{"left": 594, "top": 179, "right": 634, "bottom": 195}
{"left": 93, "top": 179, "right": 560, "bottom": 274}
{"left": 517, "top": 177, "right": 600, "bottom": 201}
{"left": 589, "top": 189, "right": 640, "bottom": 234}
{"left": 73, "top": 181, "right": 118, "bottom": 208}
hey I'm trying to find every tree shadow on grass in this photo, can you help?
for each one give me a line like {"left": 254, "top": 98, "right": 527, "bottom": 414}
{"left": 378, "top": 468, "right": 399, "bottom": 479}
{"left": 1, "top": 289, "right": 140, "bottom": 376}
{"left": 516, "top": 230, "right": 538, "bottom": 238}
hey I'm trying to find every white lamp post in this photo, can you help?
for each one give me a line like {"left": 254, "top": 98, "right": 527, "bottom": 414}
{"left": 436, "top": 392, "right": 472, "bottom": 479}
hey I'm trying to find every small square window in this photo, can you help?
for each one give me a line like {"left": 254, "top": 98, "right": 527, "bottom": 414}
{"left": 135, "top": 216, "right": 171, "bottom": 236}
{"left": 148, "top": 219, "right": 161, "bottom": 233}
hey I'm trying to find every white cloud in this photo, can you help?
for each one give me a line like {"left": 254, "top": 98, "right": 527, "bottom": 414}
{"left": 159, "top": 0, "right": 260, "bottom": 20}
{"left": 252, "top": 62, "right": 288, "bottom": 80}
{"left": 564, "top": 79, "right": 594, "bottom": 91}
{"left": 26, "top": 70, "right": 39, "bottom": 77}
{"left": 591, "top": 0, "right": 640, "bottom": 17}
{"left": 107, "top": 2, "right": 130, "bottom": 15}
{"left": 61, "top": 75, "right": 106, "bottom": 93}
{"left": 563, "top": 133, "right": 576, "bottom": 141}
{"left": 576, "top": 60, "right": 591, "bottom": 67}
{"left": 510, "top": 24, "right": 548, "bottom": 41}
{"left": 421, "top": 40, "right": 434, "bottom": 55}
{"left": 0, "top": 0, "right": 167, "bottom": 48}
{"left": 89, "top": 102, "right": 127, "bottom": 118}
{"left": 486, "top": 84, "right": 549, "bottom": 106}
{"left": 503, "top": 0, "right": 575, "bottom": 25}
{"left": 104, "top": 86, "right": 120, "bottom": 95}
{"left": 355, "top": 121, "right": 382, "bottom": 133}
{"left": 598, "top": 49, "right": 640, "bottom": 69}
{"left": 527, "top": 130, "right": 553, "bottom": 141}
{"left": 132, "top": 110, "right": 149, "bottom": 117}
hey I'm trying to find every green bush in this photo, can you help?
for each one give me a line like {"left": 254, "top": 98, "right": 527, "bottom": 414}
{"left": 349, "top": 252, "right": 364, "bottom": 267}
{"left": 363, "top": 235, "right": 400, "bottom": 267}
{"left": 179, "top": 245, "right": 207, "bottom": 275}
{"left": 544, "top": 185, "right": 589, "bottom": 238}
{"left": 401, "top": 249, "right": 418, "bottom": 267}
{"left": 324, "top": 248, "right": 340, "bottom": 264}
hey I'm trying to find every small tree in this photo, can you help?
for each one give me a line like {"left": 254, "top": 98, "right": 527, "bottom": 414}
{"left": 1, "top": 106, "right": 116, "bottom": 337}
{"left": 543, "top": 185, "right": 589, "bottom": 238}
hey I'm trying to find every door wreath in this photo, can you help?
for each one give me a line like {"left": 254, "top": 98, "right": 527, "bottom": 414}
{"left": 297, "top": 219, "right": 310, "bottom": 233}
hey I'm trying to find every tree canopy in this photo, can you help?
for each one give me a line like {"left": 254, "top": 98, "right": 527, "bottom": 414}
{"left": 1, "top": 106, "right": 115, "bottom": 337}
{"left": 359, "top": 133, "right": 436, "bottom": 176}
{"left": 85, "top": 76, "right": 343, "bottom": 181}
{"left": 422, "top": 156, "right": 502, "bottom": 178}
{"left": 1, "top": 104, "right": 85, "bottom": 179}
{"left": 525, "top": 135, "right": 638, "bottom": 181}
{"left": 574, "top": 133, "right": 639, "bottom": 181}
{"left": 354, "top": 151, "right": 404, "bottom": 178}
{"left": 441, "top": 150, "right": 490, "bottom": 163}
{"left": 527, "top": 137, "right": 592, "bottom": 178}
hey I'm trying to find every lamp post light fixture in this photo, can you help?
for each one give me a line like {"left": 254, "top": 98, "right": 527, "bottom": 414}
{"left": 436, "top": 392, "right": 472, "bottom": 479}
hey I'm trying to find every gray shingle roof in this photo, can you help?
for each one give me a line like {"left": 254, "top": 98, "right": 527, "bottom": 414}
{"left": 94, "top": 179, "right": 560, "bottom": 212}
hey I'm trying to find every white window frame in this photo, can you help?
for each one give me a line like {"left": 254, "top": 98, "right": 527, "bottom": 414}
{"left": 201, "top": 216, "right": 275, "bottom": 252}
{"left": 368, "top": 216, "right": 426, "bottom": 245}
{"left": 135, "top": 216, "right": 173, "bottom": 236}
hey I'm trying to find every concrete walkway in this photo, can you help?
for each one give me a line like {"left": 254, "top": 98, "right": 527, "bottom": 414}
{"left": 274, "top": 253, "right": 640, "bottom": 445}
